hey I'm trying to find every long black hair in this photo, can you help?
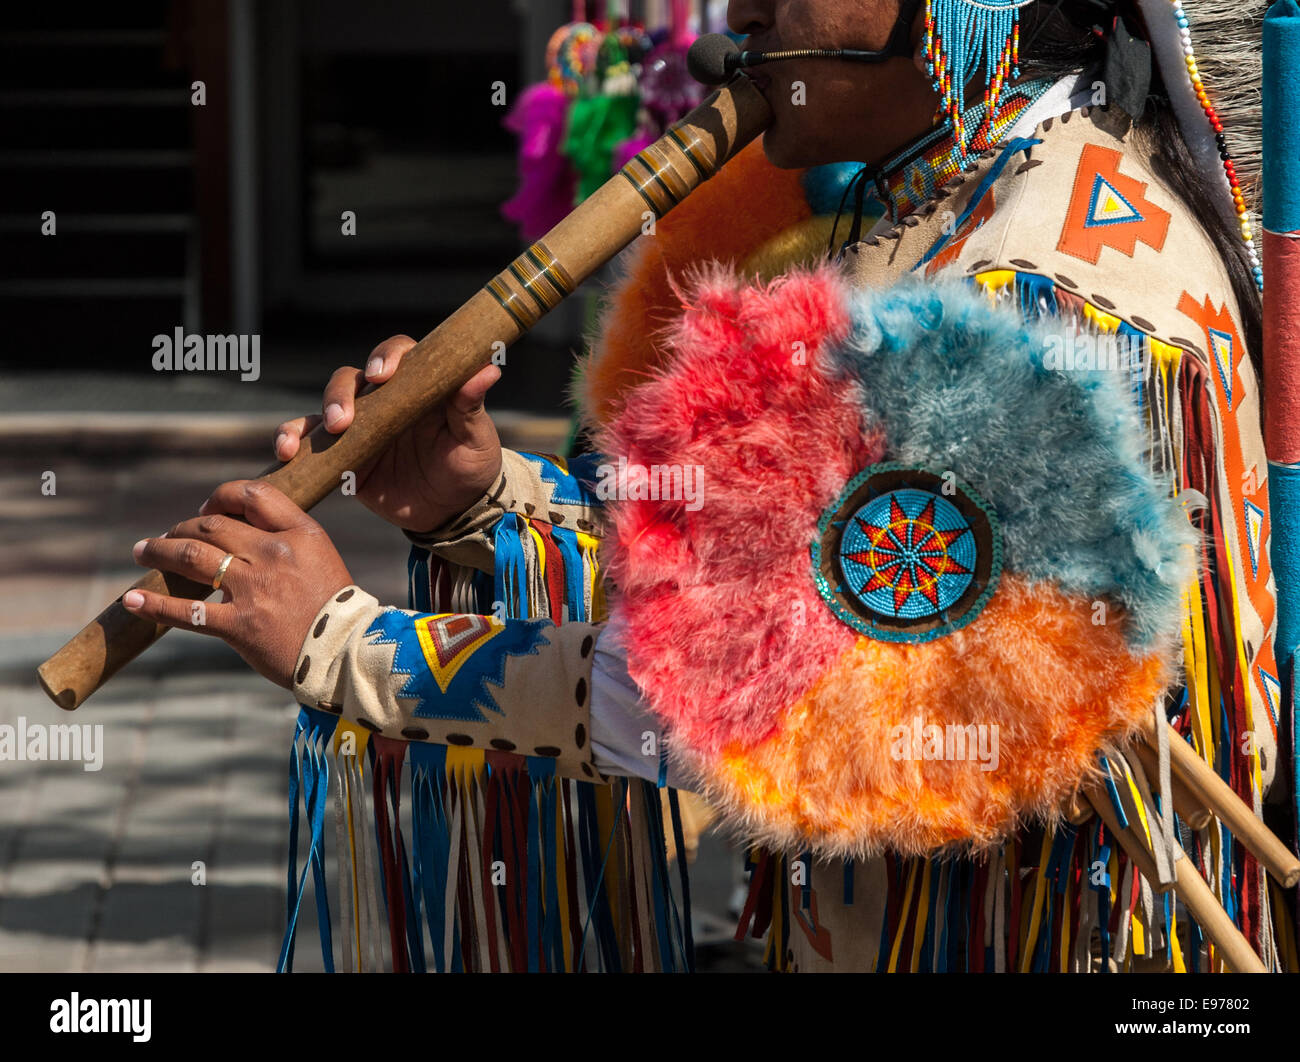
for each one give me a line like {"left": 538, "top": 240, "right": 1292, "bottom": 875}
{"left": 1015, "top": 0, "right": 1264, "bottom": 378}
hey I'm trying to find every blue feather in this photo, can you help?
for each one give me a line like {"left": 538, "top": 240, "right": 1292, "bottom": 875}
{"left": 834, "top": 277, "right": 1194, "bottom": 649}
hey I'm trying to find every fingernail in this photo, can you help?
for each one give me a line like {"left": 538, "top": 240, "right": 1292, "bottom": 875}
{"left": 324, "top": 403, "right": 344, "bottom": 429}
{"left": 123, "top": 591, "right": 144, "bottom": 609}
{"left": 274, "top": 433, "right": 288, "bottom": 456}
{"left": 132, "top": 539, "right": 148, "bottom": 560}
{"left": 366, "top": 356, "right": 384, "bottom": 378}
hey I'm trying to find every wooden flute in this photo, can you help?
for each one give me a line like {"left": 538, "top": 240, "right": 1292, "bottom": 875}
{"left": 37, "top": 75, "right": 774, "bottom": 712}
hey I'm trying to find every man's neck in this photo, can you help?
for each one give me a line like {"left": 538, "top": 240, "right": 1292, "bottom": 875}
{"left": 871, "top": 76, "right": 1059, "bottom": 221}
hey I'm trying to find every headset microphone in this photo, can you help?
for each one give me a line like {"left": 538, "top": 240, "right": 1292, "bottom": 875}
{"left": 686, "top": 0, "right": 923, "bottom": 87}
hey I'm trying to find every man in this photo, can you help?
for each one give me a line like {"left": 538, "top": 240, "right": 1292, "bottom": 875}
{"left": 124, "top": 0, "right": 1285, "bottom": 971}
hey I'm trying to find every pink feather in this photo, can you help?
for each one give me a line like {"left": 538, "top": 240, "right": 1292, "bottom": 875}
{"left": 598, "top": 264, "right": 880, "bottom": 756}
{"left": 501, "top": 82, "right": 578, "bottom": 241}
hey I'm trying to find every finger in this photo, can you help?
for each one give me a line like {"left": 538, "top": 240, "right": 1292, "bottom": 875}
{"left": 273, "top": 414, "right": 321, "bottom": 462}
{"left": 167, "top": 512, "right": 270, "bottom": 556}
{"left": 201, "top": 479, "right": 314, "bottom": 533}
{"left": 322, "top": 366, "right": 365, "bottom": 433}
{"left": 363, "top": 335, "right": 417, "bottom": 385}
{"left": 134, "top": 535, "right": 248, "bottom": 590}
{"left": 122, "top": 587, "right": 234, "bottom": 637}
{"left": 445, "top": 364, "right": 502, "bottom": 445}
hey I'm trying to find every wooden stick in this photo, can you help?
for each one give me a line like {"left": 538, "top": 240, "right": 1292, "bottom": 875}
{"left": 1082, "top": 781, "right": 1267, "bottom": 972}
{"left": 1137, "top": 716, "right": 1300, "bottom": 888}
{"left": 1082, "top": 779, "right": 1169, "bottom": 893}
{"left": 1130, "top": 739, "right": 1212, "bottom": 831}
{"left": 36, "top": 77, "right": 773, "bottom": 711}
{"left": 1170, "top": 842, "right": 1269, "bottom": 973}
{"left": 1061, "top": 788, "right": 1095, "bottom": 826}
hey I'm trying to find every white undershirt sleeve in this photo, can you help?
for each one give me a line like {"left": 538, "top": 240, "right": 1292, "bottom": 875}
{"left": 588, "top": 610, "right": 693, "bottom": 790}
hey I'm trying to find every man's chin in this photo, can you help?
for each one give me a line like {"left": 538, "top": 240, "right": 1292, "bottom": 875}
{"left": 761, "top": 128, "right": 821, "bottom": 170}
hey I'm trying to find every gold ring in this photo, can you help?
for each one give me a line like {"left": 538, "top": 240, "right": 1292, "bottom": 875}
{"left": 212, "top": 553, "right": 235, "bottom": 591}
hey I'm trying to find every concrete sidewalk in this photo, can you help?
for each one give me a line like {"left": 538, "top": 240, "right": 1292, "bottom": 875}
{"left": 0, "top": 420, "right": 426, "bottom": 972}
{"left": 0, "top": 412, "right": 756, "bottom": 972}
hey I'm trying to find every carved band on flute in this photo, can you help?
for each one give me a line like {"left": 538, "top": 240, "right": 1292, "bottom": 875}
{"left": 619, "top": 119, "right": 719, "bottom": 217}
{"left": 486, "top": 240, "right": 575, "bottom": 331}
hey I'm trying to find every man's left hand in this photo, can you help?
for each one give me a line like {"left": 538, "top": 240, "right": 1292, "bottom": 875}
{"left": 124, "top": 480, "right": 354, "bottom": 689}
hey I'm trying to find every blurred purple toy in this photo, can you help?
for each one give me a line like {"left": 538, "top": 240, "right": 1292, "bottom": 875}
{"left": 613, "top": 0, "right": 703, "bottom": 171}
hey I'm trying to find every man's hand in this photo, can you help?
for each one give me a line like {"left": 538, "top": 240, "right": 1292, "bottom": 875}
{"left": 273, "top": 335, "right": 504, "bottom": 533}
{"left": 122, "top": 480, "right": 354, "bottom": 689}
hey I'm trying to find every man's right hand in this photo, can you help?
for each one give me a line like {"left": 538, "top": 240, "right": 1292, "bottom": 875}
{"left": 273, "top": 335, "right": 503, "bottom": 534}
